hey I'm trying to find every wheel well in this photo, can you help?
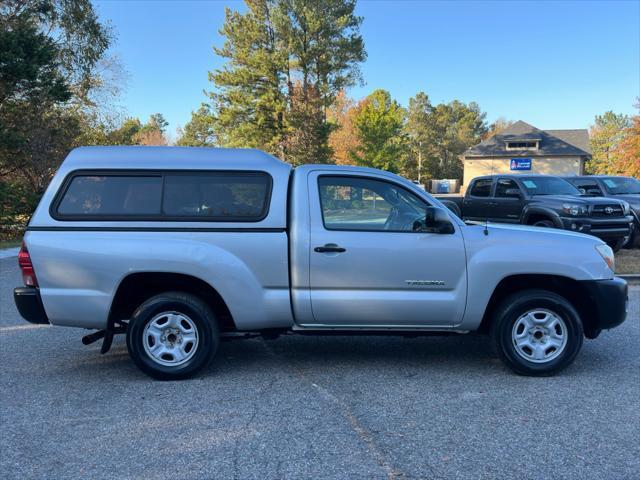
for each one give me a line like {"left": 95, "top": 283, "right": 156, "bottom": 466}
{"left": 478, "top": 274, "right": 600, "bottom": 338}
{"left": 526, "top": 213, "right": 553, "bottom": 225}
{"left": 108, "top": 272, "right": 236, "bottom": 332}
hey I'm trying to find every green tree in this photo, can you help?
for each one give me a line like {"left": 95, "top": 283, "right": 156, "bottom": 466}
{"left": 77, "top": 117, "right": 143, "bottom": 146}
{"left": 404, "top": 92, "right": 435, "bottom": 180}
{"left": 349, "top": 89, "right": 406, "bottom": 172}
{"left": 145, "top": 113, "right": 169, "bottom": 134}
{"left": 587, "top": 111, "right": 632, "bottom": 174}
{"left": 209, "top": 1, "right": 288, "bottom": 152}
{"left": 135, "top": 114, "right": 169, "bottom": 146}
{"left": 110, "top": 118, "right": 143, "bottom": 144}
{"left": 404, "top": 93, "right": 487, "bottom": 180}
{"left": 0, "top": 15, "right": 70, "bottom": 107}
{"left": 176, "top": 106, "right": 217, "bottom": 146}
{"left": 0, "top": 0, "right": 112, "bottom": 194}
{"left": 202, "top": 0, "right": 365, "bottom": 164}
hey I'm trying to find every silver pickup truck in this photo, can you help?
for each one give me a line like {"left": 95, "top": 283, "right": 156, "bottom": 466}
{"left": 14, "top": 147, "right": 628, "bottom": 379}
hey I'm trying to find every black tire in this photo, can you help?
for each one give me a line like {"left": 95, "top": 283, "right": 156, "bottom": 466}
{"left": 490, "top": 289, "right": 584, "bottom": 376}
{"left": 624, "top": 228, "right": 639, "bottom": 249}
{"left": 532, "top": 219, "right": 555, "bottom": 228}
{"left": 606, "top": 238, "right": 625, "bottom": 253}
{"left": 126, "top": 292, "right": 219, "bottom": 380}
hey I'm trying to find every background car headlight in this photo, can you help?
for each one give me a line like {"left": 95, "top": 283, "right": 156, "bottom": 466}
{"left": 595, "top": 244, "right": 615, "bottom": 272}
{"left": 562, "top": 204, "right": 588, "bottom": 216}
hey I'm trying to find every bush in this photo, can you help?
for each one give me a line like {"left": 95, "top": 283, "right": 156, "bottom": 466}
{"left": 0, "top": 180, "right": 40, "bottom": 241}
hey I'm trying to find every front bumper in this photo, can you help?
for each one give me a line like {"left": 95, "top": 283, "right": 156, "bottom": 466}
{"left": 13, "top": 287, "right": 50, "bottom": 325}
{"left": 580, "top": 277, "right": 628, "bottom": 330}
{"left": 560, "top": 215, "right": 634, "bottom": 240}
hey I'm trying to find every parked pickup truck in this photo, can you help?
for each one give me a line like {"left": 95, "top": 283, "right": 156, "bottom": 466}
{"left": 563, "top": 175, "right": 640, "bottom": 248}
{"left": 436, "top": 175, "right": 634, "bottom": 251}
{"left": 14, "top": 147, "right": 628, "bottom": 380}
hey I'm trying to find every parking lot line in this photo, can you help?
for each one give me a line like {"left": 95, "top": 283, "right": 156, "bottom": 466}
{"left": 0, "top": 324, "right": 51, "bottom": 333}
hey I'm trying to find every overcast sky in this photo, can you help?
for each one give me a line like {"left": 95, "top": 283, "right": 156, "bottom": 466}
{"left": 95, "top": 0, "right": 640, "bottom": 138}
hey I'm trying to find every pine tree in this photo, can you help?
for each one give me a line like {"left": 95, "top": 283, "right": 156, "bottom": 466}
{"left": 193, "top": 0, "right": 365, "bottom": 164}
{"left": 209, "top": 1, "right": 287, "bottom": 154}
{"left": 176, "top": 105, "right": 217, "bottom": 146}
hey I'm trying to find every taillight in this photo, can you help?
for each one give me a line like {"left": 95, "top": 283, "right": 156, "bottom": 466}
{"left": 18, "top": 242, "right": 38, "bottom": 287}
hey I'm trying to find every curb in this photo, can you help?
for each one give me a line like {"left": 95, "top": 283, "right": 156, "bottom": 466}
{"left": 618, "top": 274, "right": 640, "bottom": 285}
{"left": 0, "top": 247, "right": 20, "bottom": 259}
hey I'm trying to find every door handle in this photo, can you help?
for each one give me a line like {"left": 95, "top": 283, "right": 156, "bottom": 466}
{"left": 314, "top": 243, "right": 346, "bottom": 253}
{"left": 489, "top": 201, "right": 498, "bottom": 207}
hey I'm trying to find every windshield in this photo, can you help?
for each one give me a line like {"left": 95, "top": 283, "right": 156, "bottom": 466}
{"left": 520, "top": 177, "right": 581, "bottom": 196}
{"left": 601, "top": 177, "right": 640, "bottom": 195}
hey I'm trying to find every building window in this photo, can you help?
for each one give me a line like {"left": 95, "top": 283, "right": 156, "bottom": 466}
{"left": 506, "top": 141, "right": 538, "bottom": 150}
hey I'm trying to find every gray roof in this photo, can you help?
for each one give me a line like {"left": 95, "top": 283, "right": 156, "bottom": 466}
{"left": 464, "top": 121, "right": 591, "bottom": 158}
{"left": 544, "top": 129, "right": 591, "bottom": 154}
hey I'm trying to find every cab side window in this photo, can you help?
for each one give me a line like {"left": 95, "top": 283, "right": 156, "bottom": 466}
{"left": 318, "top": 176, "right": 428, "bottom": 232}
{"left": 495, "top": 178, "right": 521, "bottom": 198}
{"left": 469, "top": 179, "right": 493, "bottom": 197}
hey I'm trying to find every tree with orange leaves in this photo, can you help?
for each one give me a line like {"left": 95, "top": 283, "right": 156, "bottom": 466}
{"left": 327, "top": 91, "right": 363, "bottom": 165}
{"left": 612, "top": 115, "right": 640, "bottom": 177}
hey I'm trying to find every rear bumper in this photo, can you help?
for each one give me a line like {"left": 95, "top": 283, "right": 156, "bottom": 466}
{"left": 13, "top": 287, "right": 49, "bottom": 325}
{"left": 580, "top": 277, "right": 628, "bottom": 330}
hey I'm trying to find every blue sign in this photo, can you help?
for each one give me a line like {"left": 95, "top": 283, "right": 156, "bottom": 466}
{"left": 510, "top": 158, "right": 532, "bottom": 171}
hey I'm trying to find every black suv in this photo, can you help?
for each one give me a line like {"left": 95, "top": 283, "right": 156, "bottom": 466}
{"left": 437, "top": 175, "right": 634, "bottom": 251}
{"left": 564, "top": 175, "right": 640, "bottom": 248}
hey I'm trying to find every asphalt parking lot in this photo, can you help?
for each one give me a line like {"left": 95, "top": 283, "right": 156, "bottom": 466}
{"left": 1, "top": 256, "right": 638, "bottom": 480}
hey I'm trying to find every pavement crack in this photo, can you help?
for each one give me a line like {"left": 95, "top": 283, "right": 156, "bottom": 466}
{"left": 232, "top": 374, "right": 265, "bottom": 480}
{"left": 260, "top": 339, "right": 407, "bottom": 480}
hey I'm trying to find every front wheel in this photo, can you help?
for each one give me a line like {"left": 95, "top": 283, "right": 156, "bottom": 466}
{"left": 606, "top": 238, "right": 625, "bottom": 253}
{"left": 491, "top": 290, "right": 583, "bottom": 376}
{"left": 126, "top": 292, "right": 219, "bottom": 380}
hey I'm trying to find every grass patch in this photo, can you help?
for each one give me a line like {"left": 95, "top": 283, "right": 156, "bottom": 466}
{"left": 615, "top": 249, "right": 640, "bottom": 275}
{"left": 0, "top": 240, "right": 21, "bottom": 249}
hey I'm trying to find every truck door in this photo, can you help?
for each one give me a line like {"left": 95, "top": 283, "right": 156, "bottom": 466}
{"left": 305, "top": 171, "right": 467, "bottom": 328}
{"left": 462, "top": 178, "right": 494, "bottom": 221}
{"left": 492, "top": 178, "right": 524, "bottom": 222}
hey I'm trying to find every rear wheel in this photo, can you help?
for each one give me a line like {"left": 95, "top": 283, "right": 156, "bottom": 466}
{"left": 126, "top": 292, "right": 219, "bottom": 380}
{"left": 491, "top": 290, "right": 583, "bottom": 376}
